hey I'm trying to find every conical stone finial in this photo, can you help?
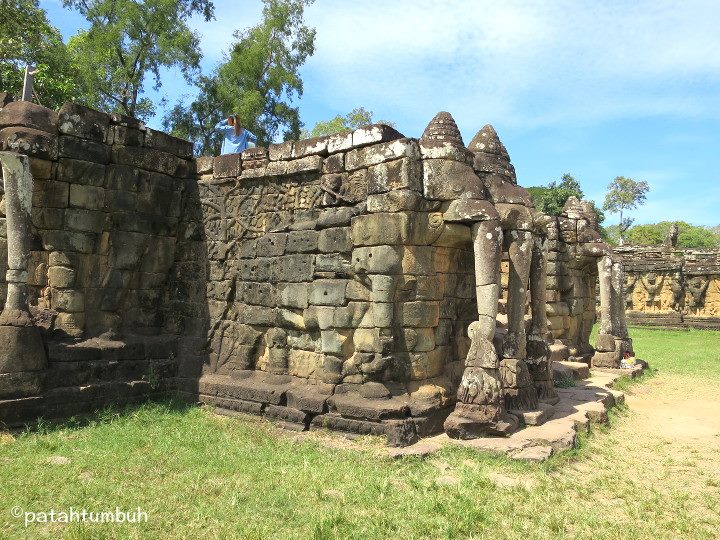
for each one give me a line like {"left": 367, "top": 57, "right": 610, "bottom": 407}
{"left": 468, "top": 124, "right": 509, "bottom": 158}
{"left": 420, "top": 111, "right": 464, "bottom": 147}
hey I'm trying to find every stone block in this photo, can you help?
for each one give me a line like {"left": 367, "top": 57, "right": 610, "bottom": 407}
{"left": 345, "top": 138, "right": 419, "bottom": 170}
{"left": 268, "top": 140, "right": 293, "bottom": 161}
{"left": 0, "top": 326, "right": 47, "bottom": 373}
{"left": 423, "top": 158, "right": 483, "bottom": 200}
{"left": 69, "top": 184, "right": 105, "bottom": 210}
{"left": 286, "top": 383, "right": 331, "bottom": 412}
{"left": 28, "top": 157, "right": 54, "bottom": 180}
{"left": 31, "top": 207, "right": 64, "bottom": 229}
{"left": 0, "top": 101, "right": 58, "bottom": 133}
{"left": 419, "top": 141, "right": 473, "bottom": 163}
{"left": 292, "top": 136, "right": 328, "bottom": 158}
{"left": 32, "top": 180, "right": 69, "bottom": 208}
{"left": 367, "top": 190, "right": 425, "bottom": 213}
{"left": 104, "top": 189, "right": 137, "bottom": 212}
{"left": 54, "top": 312, "right": 85, "bottom": 336}
{"left": 64, "top": 208, "right": 107, "bottom": 233}
{"left": 286, "top": 230, "right": 318, "bottom": 253}
{"left": 351, "top": 124, "right": 404, "bottom": 148}
{"left": 145, "top": 128, "right": 193, "bottom": 159}
{"left": 58, "top": 158, "right": 106, "bottom": 187}
{"left": 42, "top": 230, "right": 96, "bottom": 254}
{"left": 398, "top": 301, "right": 440, "bottom": 327}
{"left": 58, "top": 102, "right": 110, "bottom": 142}
{"left": 351, "top": 212, "right": 444, "bottom": 247}
{"left": 0, "top": 126, "right": 57, "bottom": 159}
{"left": 401, "top": 245, "right": 436, "bottom": 275}
{"left": 105, "top": 164, "right": 140, "bottom": 191}
{"left": 310, "top": 279, "right": 348, "bottom": 306}
{"left": 318, "top": 227, "right": 351, "bottom": 253}
{"left": 315, "top": 253, "right": 353, "bottom": 274}
{"left": 51, "top": 289, "right": 85, "bottom": 312}
{"left": 256, "top": 233, "right": 287, "bottom": 256}
{"left": 407, "top": 348, "right": 447, "bottom": 380}
{"left": 287, "top": 155, "right": 323, "bottom": 175}
{"left": 59, "top": 135, "right": 110, "bottom": 163}
{"left": 263, "top": 160, "right": 286, "bottom": 176}
{"left": 107, "top": 124, "right": 144, "bottom": 146}
{"left": 277, "top": 282, "right": 310, "bottom": 309}
{"left": 367, "top": 157, "right": 422, "bottom": 194}
{"left": 212, "top": 153, "right": 242, "bottom": 178}
{"left": 272, "top": 254, "right": 315, "bottom": 282}
{"left": 113, "top": 146, "right": 181, "bottom": 176}
{"left": 238, "top": 257, "right": 272, "bottom": 282}
{"left": 327, "top": 393, "right": 409, "bottom": 421}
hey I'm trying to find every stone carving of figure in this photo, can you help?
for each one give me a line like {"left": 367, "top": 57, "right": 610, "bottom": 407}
{"left": 670, "top": 271, "right": 684, "bottom": 312}
{"left": 640, "top": 272, "right": 665, "bottom": 311}
{"left": 624, "top": 274, "right": 638, "bottom": 310}
{"left": 664, "top": 223, "right": 679, "bottom": 248}
{"left": 686, "top": 276, "right": 710, "bottom": 310}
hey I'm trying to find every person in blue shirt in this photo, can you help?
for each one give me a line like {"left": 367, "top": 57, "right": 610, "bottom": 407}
{"left": 214, "top": 114, "right": 257, "bottom": 155}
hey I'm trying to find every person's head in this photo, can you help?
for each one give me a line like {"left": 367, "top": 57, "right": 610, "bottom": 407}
{"left": 227, "top": 114, "right": 242, "bottom": 136}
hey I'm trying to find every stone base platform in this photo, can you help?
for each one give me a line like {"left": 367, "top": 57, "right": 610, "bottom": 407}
{"left": 184, "top": 371, "right": 454, "bottom": 447}
{"left": 0, "top": 335, "right": 179, "bottom": 428}
{"left": 387, "top": 366, "right": 644, "bottom": 461}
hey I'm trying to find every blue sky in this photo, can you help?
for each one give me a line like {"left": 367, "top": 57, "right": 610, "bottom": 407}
{"left": 41, "top": 0, "right": 720, "bottom": 226}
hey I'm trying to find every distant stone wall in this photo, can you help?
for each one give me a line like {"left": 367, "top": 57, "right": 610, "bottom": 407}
{"left": 616, "top": 246, "right": 720, "bottom": 329}
{"left": 0, "top": 99, "right": 194, "bottom": 338}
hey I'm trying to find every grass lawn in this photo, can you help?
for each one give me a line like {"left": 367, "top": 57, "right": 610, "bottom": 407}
{"left": 1, "top": 326, "right": 719, "bottom": 539}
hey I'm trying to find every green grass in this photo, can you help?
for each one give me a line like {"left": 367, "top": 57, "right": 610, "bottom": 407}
{"left": 591, "top": 325, "right": 720, "bottom": 378}
{"left": 1, "top": 326, "right": 719, "bottom": 539}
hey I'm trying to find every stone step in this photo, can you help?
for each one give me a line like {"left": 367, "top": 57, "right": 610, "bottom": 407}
{"left": 509, "top": 402, "right": 555, "bottom": 427}
{"left": 549, "top": 342, "right": 569, "bottom": 363}
{"left": 556, "top": 361, "right": 590, "bottom": 380}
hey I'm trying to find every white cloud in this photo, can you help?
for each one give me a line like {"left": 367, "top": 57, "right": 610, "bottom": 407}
{"left": 290, "top": 0, "right": 720, "bottom": 136}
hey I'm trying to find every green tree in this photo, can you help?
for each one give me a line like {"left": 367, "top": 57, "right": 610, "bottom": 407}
{"left": 163, "top": 75, "right": 223, "bottom": 156}
{"left": 0, "top": 0, "right": 79, "bottom": 108}
{"left": 63, "top": 0, "right": 215, "bottom": 121}
{"left": 528, "top": 173, "right": 584, "bottom": 216}
{"left": 165, "top": 0, "right": 315, "bottom": 153}
{"left": 304, "top": 107, "right": 396, "bottom": 138}
{"left": 602, "top": 176, "right": 650, "bottom": 245}
{"left": 217, "top": 0, "right": 316, "bottom": 145}
{"left": 625, "top": 221, "right": 720, "bottom": 249}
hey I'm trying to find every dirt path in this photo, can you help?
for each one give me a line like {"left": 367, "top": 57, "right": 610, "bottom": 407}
{"left": 563, "top": 373, "right": 720, "bottom": 525}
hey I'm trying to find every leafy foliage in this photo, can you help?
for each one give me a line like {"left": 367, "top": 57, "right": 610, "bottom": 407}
{"left": 602, "top": 176, "right": 650, "bottom": 244}
{"left": 527, "top": 173, "right": 605, "bottom": 223}
{"left": 624, "top": 221, "right": 720, "bottom": 249}
{"left": 0, "top": 0, "right": 79, "bottom": 108}
{"left": 303, "top": 107, "right": 396, "bottom": 138}
{"left": 163, "top": 76, "right": 223, "bottom": 156}
{"left": 165, "top": 0, "right": 316, "bottom": 154}
{"left": 64, "top": 0, "right": 215, "bottom": 120}
{"left": 527, "top": 173, "right": 583, "bottom": 216}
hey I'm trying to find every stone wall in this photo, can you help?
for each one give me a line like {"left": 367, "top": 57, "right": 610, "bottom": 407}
{"left": 0, "top": 97, "right": 631, "bottom": 443}
{"left": 0, "top": 98, "right": 194, "bottom": 424}
{"left": 172, "top": 125, "right": 485, "bottom": 443}
{"left": 616, "top": 245, "right": 720, "bottom": 329}
{"left": 0, "top": 99, "right": 194, "bottom": 337}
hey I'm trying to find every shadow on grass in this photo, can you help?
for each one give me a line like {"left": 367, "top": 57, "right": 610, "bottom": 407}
{"left": 11, "top": 396, "right": 198, "bottom": 438}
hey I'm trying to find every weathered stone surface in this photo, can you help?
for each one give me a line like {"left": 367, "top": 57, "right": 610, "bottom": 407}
{"left": 423, "top": 159, "right": 483, "bottom": 200}
{"left": 145, "top": 128, "right": 193, "bottom": 159}
{"left": 58, "top": 102, "right": 110, "bottom": 142}
{"left": 0, "top": 326, "right": 47, "bottom": 372}
{"left": 0, "top": 101, "right": 58, "bottom": 133}
{"left": 0, "top": 127, "right": 57, "bottom": 159}
{"left": 345, "top": 138, "right": 419, "bottom": 170}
